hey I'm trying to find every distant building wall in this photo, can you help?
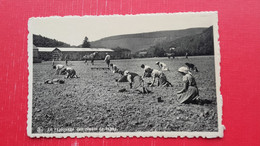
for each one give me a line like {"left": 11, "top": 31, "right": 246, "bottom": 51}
{"left": 52, "top": 48, "right": 63, "bottom": 60}
{"left": 33, "top": 48, "right": 39, "bottom": 58}
{"left": 112, "top": 50, "right": 131, "bottom": 59}
{"left": 37, "top": 47, "right": 131, "bottom": 61}
{"left": 137, "top": 51, "right": 148, "bottom": 58}
{"left": 33, "top": 45, "right": 42, "bottom": 63}
{"left": 62, "top": 51, "right": 86, "bottom": 61}
{"left": 62, "top": 51, "right": 114, "bottom": 61}
{"left": 39, "top": 52, "right": 52, "bottom": 61}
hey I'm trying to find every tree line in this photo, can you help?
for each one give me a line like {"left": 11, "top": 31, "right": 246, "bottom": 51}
{"left": 33, "top": 35, "right": 92, "bottom": 48}
{"left": 135, "top": 26, "right": 214, "bottom": 57}
{"left": 33, "top": 34, "right": 71, "bottom": 47}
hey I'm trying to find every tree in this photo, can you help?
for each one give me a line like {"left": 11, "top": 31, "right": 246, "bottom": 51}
{"left": 82, "top": 37, "right": 91, "bottom": 48}
{"left": 33, "top": 34, "right": 71, "bottom": 47}
{"left": 154, "top": 47, "right": 166, "bottom": 57}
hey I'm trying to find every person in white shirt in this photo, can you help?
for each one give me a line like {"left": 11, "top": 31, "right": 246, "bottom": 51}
{"left": 104, "top": 53, "right": 111, "bottom": 67}
{"left": 141, "top": 64, "right": 173, "bottom": 87}
{"left": 150, "top": 69, "right": 173, "bottom": 87}
{"left": 53, "top": 64, "right": 65, "bottom": 75}
{"left": 110, "top": 64, "right": 125, "bottom": 75}
{"left": 52, "top": 59, "right": 55, "bottom": 66}
{"left": 156, "top": 61, "right": 170, "bottom": 71}
{"left": 115, "top": 70, "right": 140, "bottom": 89}
{"left": 60, "top": 67, "right": 79, "bottom": 78}
{"left": 116, "top": 70, "right": 149, "bottom": 92}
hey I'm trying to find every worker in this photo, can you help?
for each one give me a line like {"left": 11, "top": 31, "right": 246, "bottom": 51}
{"left": 155, "top": 61, "right": 170, "bottom": 71}
{"left": 177, "top": 66, "right": 199, "bottom": 104}
{"left": 104, "top": 53, "right": 111, "bottom": 67}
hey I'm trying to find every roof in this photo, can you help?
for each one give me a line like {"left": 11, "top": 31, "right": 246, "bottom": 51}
{"left": 33, "top": 45, "right": 38, "bottom": 50}
{"left": 37, "top": 47, "right": 114, "bottom": 52}
{"left": 139, "top": 51, "right": 148, "bottom": 55}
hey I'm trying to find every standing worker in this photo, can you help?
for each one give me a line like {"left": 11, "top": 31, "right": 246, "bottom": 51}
{"left": 104, "top": 53, "right": 111, "bottom": 67}
{"left": 185, "top": 52, "right": 189, "bottom": 59}
{"left": 52, "top": 59, "right": 55, "bottom": 66}
{"left": 65, "top": 55, "right": 68, "bottom": 66}
{"left": 65, "top": 59, "right": 68, "bottom": 66}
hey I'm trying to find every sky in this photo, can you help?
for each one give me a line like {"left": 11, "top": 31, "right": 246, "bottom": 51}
{"left": 29, "top": 12, "right": 217, "bottom": 46}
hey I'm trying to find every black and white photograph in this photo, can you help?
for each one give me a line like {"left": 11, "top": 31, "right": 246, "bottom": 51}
{"left": 27, "top": 12, "right": 223, "bottom": 138}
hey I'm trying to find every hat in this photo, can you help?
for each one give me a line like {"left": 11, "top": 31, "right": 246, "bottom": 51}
{"left": 155, "top": 61, "right": 159, "bottom": 65}
{"left": 124, "top": 70, "right": 129, "bottom": 75}
{"left": 178, "top": 67, "right": 191, "bottom": 74}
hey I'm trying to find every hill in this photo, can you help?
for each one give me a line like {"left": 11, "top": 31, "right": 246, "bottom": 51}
{"left": 33, "top": 34, "right": 71, "bottom": 47}
{"left": 90, "top": 28, "right": 207, "bottom": 53}
{"left": 145, "top": 26, "right": 214, "bottom": 56}
{"left": 172, "top": 26, "right": 214, "bottom": 56}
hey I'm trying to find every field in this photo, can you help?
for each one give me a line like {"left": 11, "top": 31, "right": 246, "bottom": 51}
{"left": 32, "top": 56, "right": 218, "bottom": 133}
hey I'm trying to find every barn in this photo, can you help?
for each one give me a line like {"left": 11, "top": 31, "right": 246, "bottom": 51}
{"left": 37, "top": 47, "right": 131, "bottom": 61}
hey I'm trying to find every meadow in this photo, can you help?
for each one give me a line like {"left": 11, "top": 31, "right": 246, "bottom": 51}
{"left": 32, "top": 56, "right": 218, "bottom": 133}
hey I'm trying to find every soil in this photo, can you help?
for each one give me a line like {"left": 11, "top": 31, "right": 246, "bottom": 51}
{"left": 32, "top": 56, "right": 218, "bottom": 133}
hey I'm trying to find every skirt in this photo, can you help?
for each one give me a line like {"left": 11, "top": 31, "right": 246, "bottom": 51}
{"left": 177, "top": 86, "right": 199, "bottom": 104}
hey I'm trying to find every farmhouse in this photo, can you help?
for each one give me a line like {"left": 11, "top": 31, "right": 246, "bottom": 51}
{"left": 36, "top": 47, "right": 131, "bottom": 61}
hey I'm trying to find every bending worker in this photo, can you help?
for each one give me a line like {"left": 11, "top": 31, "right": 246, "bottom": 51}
{"left": 155, "top": 61, "right": 170, "bottom": 71}
{"left": 53, "top": 64, "right": 65, "bottom": 75}
{"left": 141, "top": 64, "right": 173, "bottom": 87}
{"left": 60, "top": 67, "right": 79, "bottom": 78}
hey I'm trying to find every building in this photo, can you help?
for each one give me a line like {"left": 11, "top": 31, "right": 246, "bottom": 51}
{"left": 37, "top": 47, "right": 131, "bottom": 61}
{"left": 33, "top": 45, "right": 42, "bottom": 63}
{"left": 138, "top": 51, "right": 148, "bottom": 58}
{"left": 112, "top": 48, "right": 131, "bottom": 59}
{"left": 38, "top": 47, "right": 54, "bottom": 61}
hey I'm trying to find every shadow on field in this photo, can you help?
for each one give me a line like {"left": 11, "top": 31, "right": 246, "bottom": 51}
{"left": 189, "top": 99, "right": 213, "bottom": 105}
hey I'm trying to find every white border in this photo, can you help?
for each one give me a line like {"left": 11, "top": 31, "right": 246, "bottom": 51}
{"left": 27, "top": 12, "right": 224, "bottom": 138}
